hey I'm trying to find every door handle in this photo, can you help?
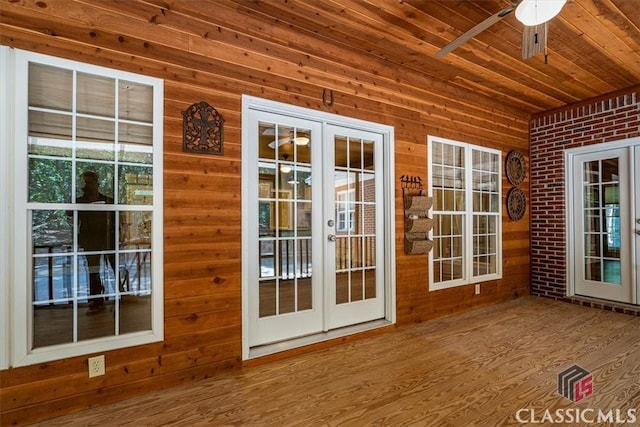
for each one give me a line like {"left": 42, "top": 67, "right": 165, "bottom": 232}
{"left": 328, "top": 234, "right": 336, "bottom": 242}
{"left": 636, "top": 230, "right": 640, "bottom": 236}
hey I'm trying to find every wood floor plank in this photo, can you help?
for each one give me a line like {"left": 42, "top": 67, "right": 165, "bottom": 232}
{"left": 31, "top": 296, "right": 640, "bottom": 426}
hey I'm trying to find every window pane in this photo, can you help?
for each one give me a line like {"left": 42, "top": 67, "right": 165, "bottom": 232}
{"left": 364, "top": 269, "right": 376, "bottom": 299}
{"left": 120, "top": 211, "right": 151, "bottom": 250}
{"left": 335, "top": 135, "right": 348, "bottom": 168}
{"left": 363, "top": 139, "right": 375, "bottom": 171}
{"left": 295, "top": 167, "right": 312, "bottom": 200}
{"left": 76, "top": 117, "right": 115, "bottom": 161}
{"left": 350, "top": 270, "right": 364, "bottom": 301}
{"left": 584, "top": 211, "right": 600, "bottom": 232}
{"left": 29, "top": 158, "right": 73, "bottom": 203}
{"left": 119, "top": 294, "right": 152, "bottom": 334}
{"left": 585, "top": 234, "right": 600, "bottom": 257}
{"left": 433, "top": 142, "right": 442, "bottom": 164}
{"left": 336, "top": 272, "right": 349, "bottom": 304}
{"left": 350, "top": 138, "right": 363, "bottom": 169}
{"left": 584, "top": 160, "right": 599, "bottom": 183}
{"left": 29, "top": 63, "right": 72, "bottom": 111}
{"left": 28, "top": 111, "right": 72, "bottom": 144}
{"left": 33, "top": 303, "right": 73, "bottom": 348}
{"left": 296, "top": 202, "right": 312, "bottom": 237}
{"left": 279, "top": 279, "right": 295, "bottom": 314}
{"left": 119, "top": 166, "right": 153, "bottom": 205}
{"left": 298, "top": 277, "right": 312, "bottom": 310}
{"left": 76, "top": 163, "right": 115, "bottom": 202}
{"left": 294, "top": 128, "right": 311, "bottom": 165}
{"left": 119, "top": 123, "right": 153, "bottom": 163}
{"left": 259, "top": 280, "right": 276, "bottom": 317}
{"left": 585, "top": 258, "right": 601, "bottom": 281}
{"left": 119, "top": 80, "right": 153, "bottom": 122}
{"left": 119, "top": 251, "right": 151, "bottom": 294}
{"left": 77, "top": 72, "right": 115, "bottom": 117}
{"left": 601, "top": 158, "right": 619, "bottom": 183}
{"left": 584, "top": 186, "right": 599, "bottom": 208}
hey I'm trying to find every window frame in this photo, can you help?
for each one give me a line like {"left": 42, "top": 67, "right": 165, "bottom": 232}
{"left": 427, "top": 135, "right": 503, "bottom": 291}
{"left": 3, "top": 47, "right": 164, "bottom": 368}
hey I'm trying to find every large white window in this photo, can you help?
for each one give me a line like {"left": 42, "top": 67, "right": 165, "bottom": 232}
{"left": 1, "top": 48, "right": 164, "bottom": 367}
{"left": 428, "top": 136, "right": 502, "bottom": 290}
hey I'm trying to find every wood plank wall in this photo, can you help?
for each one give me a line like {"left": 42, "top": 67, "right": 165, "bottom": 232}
{"left": 0, "top": 0, "right": 530, "bottom": 424}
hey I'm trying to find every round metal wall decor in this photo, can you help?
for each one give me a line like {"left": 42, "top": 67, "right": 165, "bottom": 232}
{"left": 507, "top": 187, "right": 527, "bottom": 221}
{"left": 505, "top": 150, "right": 526, "bottom": 186}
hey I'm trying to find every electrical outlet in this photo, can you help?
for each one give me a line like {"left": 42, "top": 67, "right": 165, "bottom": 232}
{"left": 88, "top": 355, "right": 105, "bottom": 378}
{"left": 475, "top": 284, "right": 481, "bottom": 295}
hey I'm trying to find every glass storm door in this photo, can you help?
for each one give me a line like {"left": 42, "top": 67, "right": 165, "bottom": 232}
{"left": 572, "top": 147, "right": 636, "bottom": 303}
{"left": 246, "top": 111, "right": 386, "bottom": 347}
{"left": 325, "top": 125, "right": 384, "bottom": 329}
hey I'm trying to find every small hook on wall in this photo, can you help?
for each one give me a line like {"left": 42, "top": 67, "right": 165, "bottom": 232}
{"left": 322, "top": 89, "right": 334, "bottom": 108}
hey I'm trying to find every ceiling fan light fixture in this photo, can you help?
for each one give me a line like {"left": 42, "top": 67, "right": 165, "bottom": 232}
{"left": 515, "top": 0, "right": 566, "bottom": 26}
{"left": 293, "top": 136, "right": 310, "bottom": 146}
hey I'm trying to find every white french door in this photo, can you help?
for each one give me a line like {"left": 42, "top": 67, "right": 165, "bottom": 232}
{"left": 243, "top": 98, "right": 392, "bottom": 353}
{"left": 247, "top": 111, "right": 323, "bottom": 346}
{"left": 325, "top": 125, "right": 385, "bottom": 330}
{"left": 569, "top": 142, "right": 639, "bottom": 304}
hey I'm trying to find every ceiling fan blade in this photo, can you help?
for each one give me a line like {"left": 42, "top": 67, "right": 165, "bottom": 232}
{"left": 436, "top": 5, "right": 516, "bottom": 57}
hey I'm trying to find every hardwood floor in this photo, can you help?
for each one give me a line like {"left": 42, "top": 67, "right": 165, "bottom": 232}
{"left": 32, "top": 296, "right": 640, "bottom": 426}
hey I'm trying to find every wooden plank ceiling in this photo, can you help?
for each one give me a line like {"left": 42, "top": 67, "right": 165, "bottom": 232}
{"left": 220, "top": 0, "right": 640, "bottom": 114}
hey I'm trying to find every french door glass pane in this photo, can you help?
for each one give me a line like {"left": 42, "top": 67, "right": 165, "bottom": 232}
{"left": 334, "top": 136, "right": 377, "bottom": 305}
{"left": 257, "top": 122, "right": 313, "bottom": 317}
{"left": 582, "top": 158, "right": 621, "bottom": 285}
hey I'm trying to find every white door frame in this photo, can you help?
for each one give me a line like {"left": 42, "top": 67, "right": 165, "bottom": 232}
{"left": 241, "top": 95, "right": 395, "bottom": 360}
{"left": 565, "top": 136, "right": 640, "bottom": 302}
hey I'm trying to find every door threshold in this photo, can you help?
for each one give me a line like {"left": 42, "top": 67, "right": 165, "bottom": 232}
{"left": 568, "top": 296, "right": 640, "bottom": 316}
{"left": 247, "top": 319, "right": 393, "bottom": 360}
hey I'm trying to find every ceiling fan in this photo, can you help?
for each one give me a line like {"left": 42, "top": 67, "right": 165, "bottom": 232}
{"left": 263, "top": 128, "right": 310, "bottom": 148}
{"left": 436, "top": 0, "right": 567, "bottom": 60}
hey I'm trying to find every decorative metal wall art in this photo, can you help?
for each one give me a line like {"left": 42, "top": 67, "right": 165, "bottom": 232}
{"left": 182, "top": 101, "right": 224, "bottom": 155}
{"left": 507, "top": 187, "right": 527, "bottom": 221}
{"left": 505, "top": 149, "right": 526, "bottom": 186}
{"left": 505, "top": 150, "right": 527, "bottom": 221}
{"left": 400, "top": 175, "right": 423, "bottom": 190}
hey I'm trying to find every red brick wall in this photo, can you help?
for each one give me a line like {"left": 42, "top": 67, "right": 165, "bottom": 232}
{"left": 530, "top": 86, "right": 640, "bottom": 300}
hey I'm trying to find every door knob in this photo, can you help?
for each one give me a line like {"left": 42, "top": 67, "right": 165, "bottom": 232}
{"left": 328, "top": 234, "right": 336, "bottom": 242}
